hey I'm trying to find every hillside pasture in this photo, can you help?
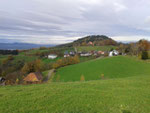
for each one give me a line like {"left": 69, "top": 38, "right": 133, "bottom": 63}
{"left": 55, "top": 56, "right": 150, "bottom": 82}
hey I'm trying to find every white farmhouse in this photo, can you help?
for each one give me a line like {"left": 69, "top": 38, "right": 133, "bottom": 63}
{"left": 109, "top": 50, "right": 119, "bottom": 57}
{"left": 48, "top": 54, "right": 57, "bottom": 59}
{"left": 64, "top": 54, "right": 70, "bottom": 58}
{"left": 80, "top": 52, "right": 92, "bottom": 57}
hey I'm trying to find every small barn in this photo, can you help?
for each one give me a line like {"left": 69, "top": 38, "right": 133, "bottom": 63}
{"left": 24, "top": 72, "right": 43, "bottom": 83}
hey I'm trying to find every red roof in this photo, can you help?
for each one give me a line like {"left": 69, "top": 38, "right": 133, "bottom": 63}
{"left": 24, "top": 72, "right": 43, "bottom": 82}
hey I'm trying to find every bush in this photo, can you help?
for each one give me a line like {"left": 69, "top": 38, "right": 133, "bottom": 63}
{"left": 80, "top": 75, "right": 85, "bottom": 81}
{"left": 5, "top": 71, "right": 23, "bottom": 85}
{"left": 101, "top": 74, "right": 104, "bottom": 79}
{"left": 39, "top": 47, "right": 47, "bottom": 50}
{"left": 7, "top": 55, "right": 14, "bottom": 60}
{"left": 21, "top": 59, "right": 44, "bottom": 74}
{"left": 141, "top": 51, "right": 149, "bottom": 60}
{"left": 53, "top": 55, "right": 80, "bottom": 69}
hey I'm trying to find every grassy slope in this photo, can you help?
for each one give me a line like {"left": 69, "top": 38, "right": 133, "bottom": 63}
{"left": 55, "top": 56, "right": 150, "bottom": 82}
{"left": 0, "top": 55, "right": 7, "bottom": 63}
{"left": 42, "top": 70, "right": 49, "bottom": 79}
{"left": 0, "top": 55, "right": 37, "bottom": 64}
{"left": 42, "top": 57, "right": 61, "bottom": 64}
{"left": 0, "top": 75, "right": 150, "bottom": 113}
{"left": 76, "top": 46, "right": 116, "bottom": 51}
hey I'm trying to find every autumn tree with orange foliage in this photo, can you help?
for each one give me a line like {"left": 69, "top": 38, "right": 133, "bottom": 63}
{"left": 138, "top": 40, "right": 150, "bottom": 60}
{"left": 21, "top": 59, "right": 44, "bottom": 74}
{"left": 138, "top": 39, "right": 150, "bottom": 51}
{"left": 53, "top": 55, "right": 80, "bottom": 69}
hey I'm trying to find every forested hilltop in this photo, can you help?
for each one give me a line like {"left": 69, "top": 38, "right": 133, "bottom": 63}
{"left": 58, "top": 35, "right": 118, "bottom": 47}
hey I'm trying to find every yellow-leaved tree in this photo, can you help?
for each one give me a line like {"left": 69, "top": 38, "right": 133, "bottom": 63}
{"left": 80, "top": 75, "right": 85, "bottom": 81}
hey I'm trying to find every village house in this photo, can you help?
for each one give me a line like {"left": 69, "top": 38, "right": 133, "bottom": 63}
{"left": 69, "top": 51, "right": 75, "bottom": 56}
{"left": 109, "top": 50, "right": 119, "bottom": 57}
{"left": 97, "top": 51, "right": 105, "bottom": 55}
{"left": 64, "top": 51, "right": 70, "bottom": 58}
{"left": 48, "top": 54, "right": 57, "bottom": 59}
{"left": 64, "top": 54, "right": 70, "bottom": 58}
{"left": 24, "top": 72, "right": 43, "bottom": 83}
{"left": 0, "top": 77, "right": 6, "bottom": 86}
{"left": 93, "top": 52, "right": 98, "bottom": 56}
{"left": 88, "top": 41, "right": 93, "bottom": 46}
{"left": 80, "top": 52, "right": 92, "bottom": 57}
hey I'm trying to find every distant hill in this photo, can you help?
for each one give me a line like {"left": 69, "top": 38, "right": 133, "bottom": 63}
{"left": 0, "top": 43, "right": 55, "bottom": 50}
{"left": 74, "top": 35, "right": 111, "bottom": 43}
{"left": 58, "top": 35, "right": 118, "bottom": 47}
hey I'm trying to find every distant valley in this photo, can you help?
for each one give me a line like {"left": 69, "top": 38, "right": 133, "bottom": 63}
{"left": 0, "top": 43, "right": 55, "bottom": 50}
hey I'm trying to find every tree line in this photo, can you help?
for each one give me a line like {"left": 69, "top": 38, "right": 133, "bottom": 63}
{"left": 118, "top": 39, "right": 150, "bottom": 60}
{"left": 0, "top": 50, "right": 18, "bottom": 55}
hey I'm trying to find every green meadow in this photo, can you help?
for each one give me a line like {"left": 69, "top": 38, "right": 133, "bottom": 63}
{"left": 0, "top": 75, "right": 150, "bottom": 113}
{"left": 55, "top": 56, "right": 150, "bottom": 82}
{"left": 1, "top": 54, "right": 150, "bottom": 113}
{"left": 0, "top": 55, "right": 37, "bottom": 64}
{"left": 76, "top": 46, "right": 116, "bottom": 51}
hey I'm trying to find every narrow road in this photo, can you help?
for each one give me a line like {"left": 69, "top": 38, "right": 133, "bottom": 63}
{"left": 45, "top": 69, "right": 55, "bottom": 82}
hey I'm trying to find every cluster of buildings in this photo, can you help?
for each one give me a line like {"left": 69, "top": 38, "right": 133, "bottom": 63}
{"left": 0, "top": 49, "right": 120, "bottom": 85}
{"left": 79, "top": 51, "right": 105, "bottom": 57}
{"left": 63, "top": 50, "right": 119, "bottom": 57}
{"left": 63, "top": 50, "right": 105, "bottom": 57}
{"left": 47, "top": 49, "right": 120, "bottom": 59}
{"left": 64, "top": 51, "right": 76, "bottom": 57}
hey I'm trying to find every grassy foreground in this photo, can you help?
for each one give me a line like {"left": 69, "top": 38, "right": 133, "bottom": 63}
{"left": 55, "top": 56, "right": 150, "bottom": 82}
{"left": 0, "top": 75, "right": 150, "bottom": 113}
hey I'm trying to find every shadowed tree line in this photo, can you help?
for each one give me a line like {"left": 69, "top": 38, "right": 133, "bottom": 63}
{"left": 0, "top": 50, "right": 18, "bottom": 55}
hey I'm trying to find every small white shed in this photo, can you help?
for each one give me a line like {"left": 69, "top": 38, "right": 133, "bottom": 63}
{"left": 48, "top": 54, "right": 57, "bottom": 59}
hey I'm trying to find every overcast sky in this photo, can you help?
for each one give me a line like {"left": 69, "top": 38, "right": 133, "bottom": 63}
{"left": 0, "top": 0, "right": 150, "bottom": 44}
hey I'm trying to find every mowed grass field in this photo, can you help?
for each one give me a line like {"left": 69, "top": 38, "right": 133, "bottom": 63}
{"left": 55, "top": 56, "right": 150, "bottom": 82}
{"left": 76, "top": 46, "right": 116, "bottom": 51}
{"left": 0, "top": 75, "right": 150, "bottom": 113}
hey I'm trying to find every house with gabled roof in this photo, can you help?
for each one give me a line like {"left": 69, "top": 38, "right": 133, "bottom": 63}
{"left": 24, "top": 72, "right": 43, "bottom": 83}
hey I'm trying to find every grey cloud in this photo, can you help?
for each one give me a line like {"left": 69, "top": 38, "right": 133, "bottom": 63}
{"left": 0, "top": 0, "right": 150, "bottom": 44}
